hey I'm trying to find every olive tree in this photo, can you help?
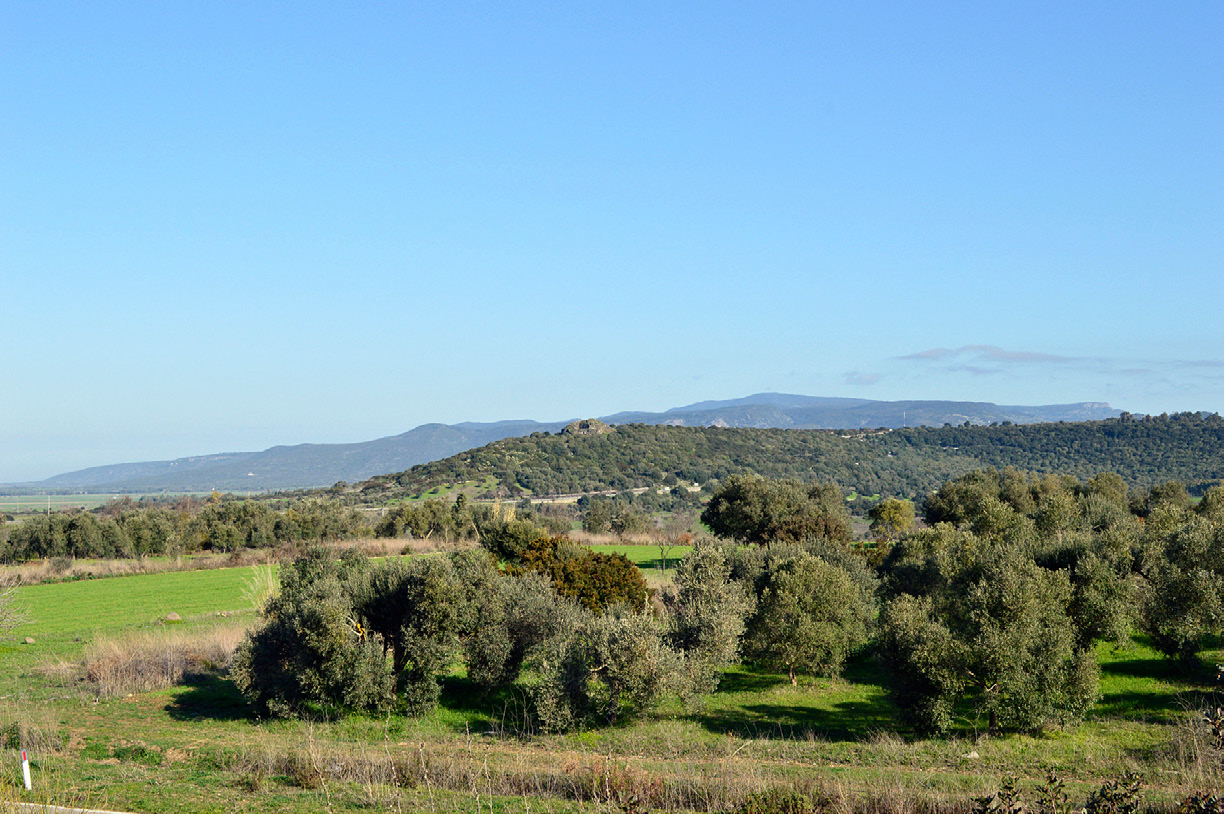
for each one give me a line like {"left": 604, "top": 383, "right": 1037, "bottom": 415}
{"left": 350, "top": 555, "right": 462, "bottom": 714}
{"left": 879, "top": 543, "right": 1098, "bottom": 735}
{"left": 1141, "top": 515, "right": 1224, "bottom": 664}
{"left": 868, "top": 498, "right": 915, "bottom": 540}
{"left": 664, "top": 540, "right": 753, "bottom": 696}
{"left": 451, "top": 550, "right": 584, "bottom": 690}
{"left": 701, "top": 475, "right": 852, "bottom": 545}
{"left": 743, "top": 552, "right": 873, "bottom": 684}
{"left": 525, "top": 607, "right": 677, "bottom": 731}
{"left": 231, "top": 551, "right": 394, "bottom": 717}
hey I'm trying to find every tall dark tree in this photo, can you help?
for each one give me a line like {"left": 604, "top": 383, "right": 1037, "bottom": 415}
{"left": 879, "top": 541, "right": 1098, "bottom": 735}
{"left": 701, "top": 475, "right": 851, "bottom": 545}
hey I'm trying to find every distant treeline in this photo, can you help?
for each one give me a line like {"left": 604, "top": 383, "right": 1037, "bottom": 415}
{"left": 0, "top": 496, "right": 366, "bottom": 562}
{"left": 348, "top": 412, "right": 1224, "bottom": 502}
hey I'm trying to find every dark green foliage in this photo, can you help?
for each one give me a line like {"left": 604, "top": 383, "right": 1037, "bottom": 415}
{"left": 477, "top": 516, "right": 552, "bottom": 561}
{"left": 1135, "top": 481, "right": 1193, "bottom": 517}
{"left": 1197, "top": 485, "right": 1224, "bottom": 524}
{"left": 506, "top": 536, "right": 648, "bottom": 614}
{"left": 1083, "top": 772, "right": 1142, "bottom": 814}
{"left": 742, "top": 552, "right": 874, "bottom": 684}
{"left": 879, "top": 524, "right": 977, "bottom": 601}
{"left": 3, "top": 497, "right": 365, "bottom": 563}
{"left": 664, "top": 540, "right": 753, "bottom": 696}
{"left": 449, "top": 549, "right": 583, "bottom": 689}
{"left": 877, "top": 594, "right": 964, "bottom": 734}
{"left": 353, "top": 412, "right": 1224, "bottom": 505}
{"left": 525, "top": 606, "right": 675, "bottom": 731}
{"left": 375, "top": 496, "right": 482, "bottom": 542}
{"left": 702, "top": 475, "right": 852, "bottom": 545}
{"left": 879, "top": 541, "right": 1098, "bottom": 735}
{"left": 1063, "top": 544, "right": 1138, "bottom": 648}
{"left": 1140, "top": 515, "right": 1224, "bottom": 663}
{"left": 350, "top": 556, "right": 461, "bottom": 714}
{"left": 230, "top": 550, "right": 395, "bottom": 716}
{"left": 868, "top": 497, "right": 915, "bottom": 540}
{"left": 1179, "top": 792, "right": 1224, "bottom": 814}
{"left": 972, "top": 776, "right": 1025, "bottom": 814}
{"left": 1034, "top": 770, "right": 1074, "bottom": 814}
{"left": 731, "top": 788, "right": 818, "bottom": 814}
{"left": 973, "top": 771, "right": 1144, "bottom": 814}
{"left": 112, "top": 744, "right": 163, "bottom": 766}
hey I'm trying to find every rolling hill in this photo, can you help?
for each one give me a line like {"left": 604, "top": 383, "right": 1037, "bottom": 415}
{"left": 11, "top": 395, "right": 1122, "bottom": 493}
{"left": 353, "top": 412, "right": 1223, "bottom": 503}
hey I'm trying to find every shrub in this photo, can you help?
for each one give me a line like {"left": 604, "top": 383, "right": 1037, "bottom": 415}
{"left": 879, "top": 542, "right": 1099, "bottom": 735}
{"left": 742, "top": 552, "right": 873, "bottom": 684}
{"left": 702, "top": 475, "right": 852, "bottom": 545}
{"left": 512, "top": 537, "right": 647, "bottom": 614}
{"left": 665, "top": 540, "right": 752, "bottom": 696}
{"left": 525, "top": 607, "right": 676, "bottom": 731}
{"left": 350, "top": 555, "right": 461, "bottom": 715}
{"left": 732, "top": 788, "right": 818, "bottom": 814}
{"left": 231, "top": 552, "right": 394, "bottom": 716}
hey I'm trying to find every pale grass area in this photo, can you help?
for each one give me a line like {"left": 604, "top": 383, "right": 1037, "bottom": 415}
{"left": 212, "top": 723, "right": 982, "bottom": 814}
{"left": 0, "top": 537, "right": 459, "bottom": 587}
{"left": 0, "top": 698, "right": 65, "bottom": 755}
{"left": 1, "top": 549, "right": 278, "bottom": 585}
{"left": 240, "top": 563, "right": 280, "bottom": 615}
{"left": 82, "top": 623, "right": 250, "bottom": 699}
{"left": 0, "top": 574, "right": 28, "bottom": 632}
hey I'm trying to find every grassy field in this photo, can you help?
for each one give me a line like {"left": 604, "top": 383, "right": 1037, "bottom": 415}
{"left": 587, "top": 543, "right": 693, "bottom": 587}
{"left": 0, "top": 492, "right": 207, "bottom": 514}
{"left": 0, "top": 559, "right": 1221, "bottom": 813}
{"left": 0, "top": 494, "right": 126, "bottom": 513}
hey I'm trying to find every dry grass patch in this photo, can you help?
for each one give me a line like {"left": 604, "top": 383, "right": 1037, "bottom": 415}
{"left": 0, "top": 699, "right": 65, "bottom": 755}
{"left": 83, "top": 623, "right": 249, "bottom": 698}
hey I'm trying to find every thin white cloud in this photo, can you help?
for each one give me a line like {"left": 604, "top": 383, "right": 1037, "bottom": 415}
{"left": 844, "top": 371, "right": 881, "bottom": 386}
{"left": 898, "top": 345, "right": 1077, "bottom": 366}
{"left": 898, "top": 345, "right": 1224, "bottom": 385}
{"left": 898, "top": 347, "right": 956, "bottom": 361}
{"left": 947, "top": 364, "right": 1002, "bottom": 376}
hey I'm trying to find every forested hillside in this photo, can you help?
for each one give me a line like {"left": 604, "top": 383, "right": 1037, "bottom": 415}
{"left": 353, "top": 412, "right": 1224, "bottom": 501}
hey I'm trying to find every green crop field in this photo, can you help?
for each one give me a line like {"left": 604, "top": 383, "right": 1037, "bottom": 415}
{"left": 0, "top": 494, "right": 124, "bottom": 513}
{"left": 587, "top": 543, "right": 693, "bottom": 583}
{"left": 0, "top": 557, "right": 1220, "bottom": 813}
{"left": 0, "top": 492, "right": 205, "bottom": 514}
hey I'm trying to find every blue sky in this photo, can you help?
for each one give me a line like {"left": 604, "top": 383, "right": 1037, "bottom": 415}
{"left": 2, "top": 2, "right": 1221, "bottom": 482}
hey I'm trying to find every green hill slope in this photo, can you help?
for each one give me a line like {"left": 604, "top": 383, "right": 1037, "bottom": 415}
{"left": 353, "top": 412, "right": 1224, "bottom": 502}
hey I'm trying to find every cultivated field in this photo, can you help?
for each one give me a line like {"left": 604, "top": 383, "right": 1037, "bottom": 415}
{"left": 0, "top": 553, "right": 1221, "bottom": 813}
{"left": 0, "top": 494, "right": 131, "bottom": 514}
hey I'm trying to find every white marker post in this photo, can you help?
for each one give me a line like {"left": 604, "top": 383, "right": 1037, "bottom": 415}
{"left": 21, "top": 749, "right": 31, "bottom": 790}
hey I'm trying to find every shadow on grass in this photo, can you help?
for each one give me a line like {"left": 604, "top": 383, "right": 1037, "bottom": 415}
{"left": 697, "top": 698, "right": 895, "bottom": 741}
{"left": 695, "top": 660, "right": 899, "bottom": 741}
{"left": 438, "top": 675, "right": 532, "bottom": 734}
{"left": 165, "top": 673, "right": 257, "bottom": 722}
{"left": 1100, "top": 655, "right": 1207, "bottom": 683}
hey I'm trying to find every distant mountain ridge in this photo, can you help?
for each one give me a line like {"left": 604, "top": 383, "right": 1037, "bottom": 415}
{"left": 11, "top": 395, "right": 1122, "bottom": 493}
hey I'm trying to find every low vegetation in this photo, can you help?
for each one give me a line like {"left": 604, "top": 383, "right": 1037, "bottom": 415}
{"left": 4, "top": 466, "right": 1224, "bottom": 812}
